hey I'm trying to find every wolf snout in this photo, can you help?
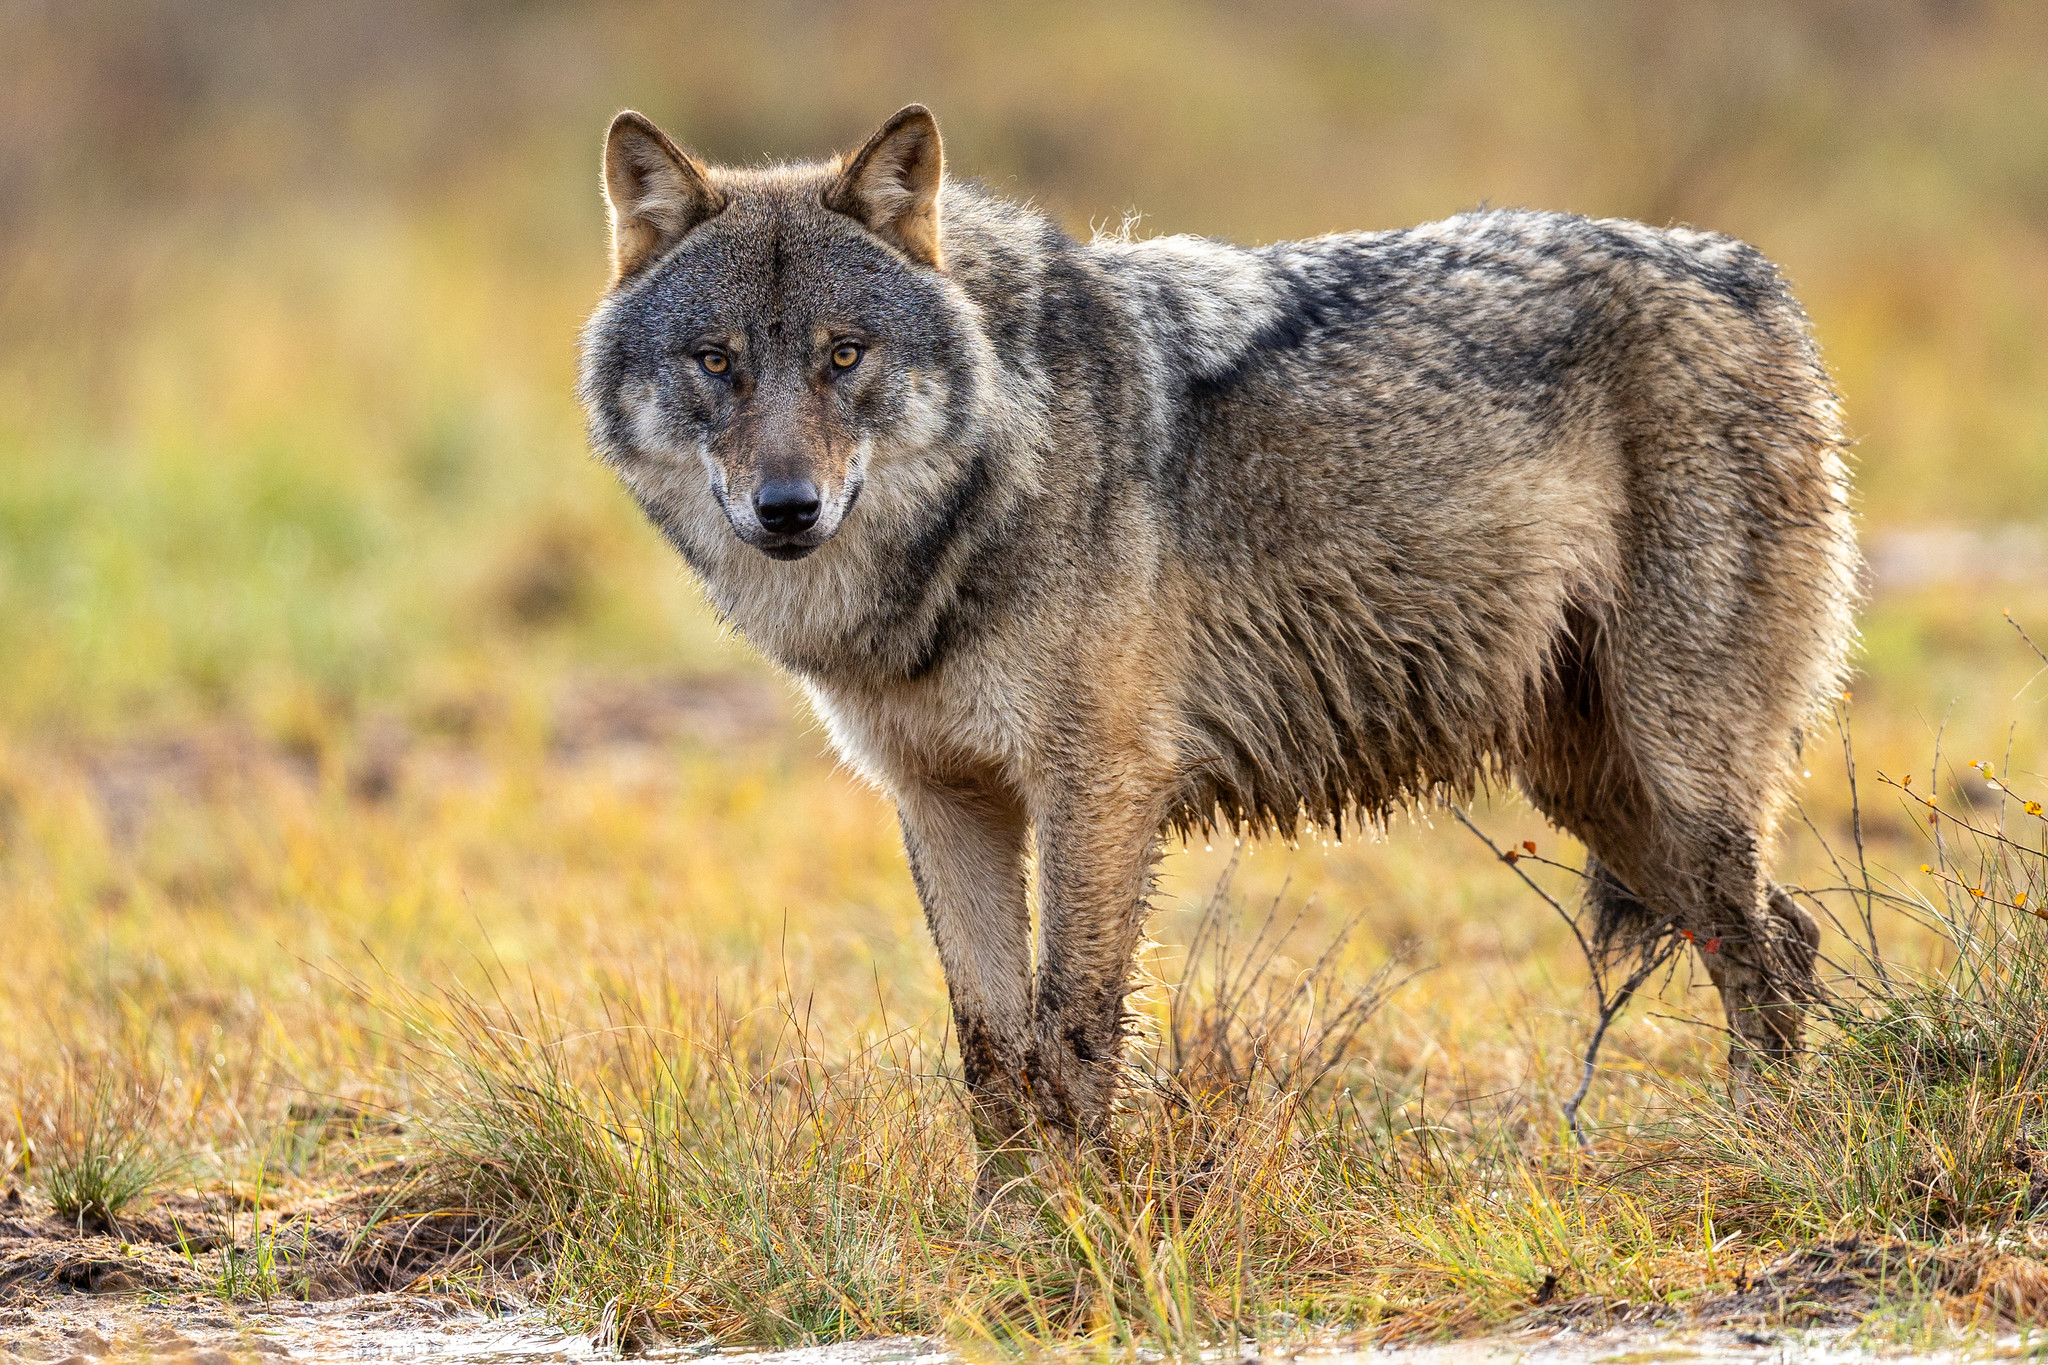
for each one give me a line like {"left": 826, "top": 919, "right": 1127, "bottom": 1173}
{"left": 753, "top": 479, "right": 822, "bottom": 534}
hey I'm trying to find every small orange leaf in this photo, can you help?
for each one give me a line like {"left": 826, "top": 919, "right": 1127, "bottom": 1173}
{"left": 1522, "top": 840, "right": 1537, "bottom": 855}
{"left": 2017, "top": 892, "right": 2029, "bottom": 908}
{"left": 2027, "top": 801, "right": 2043, "bottom": 817}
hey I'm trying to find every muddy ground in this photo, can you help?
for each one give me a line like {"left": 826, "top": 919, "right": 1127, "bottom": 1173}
{"left": 5, "top": 1177, "right": 2045, "bottom": 1364}
{"left": 0, "top": 1171, "right": 495, "bottom": 1304}
{"left": 0, "top": 1174, "right": 516, "bottom": 1361}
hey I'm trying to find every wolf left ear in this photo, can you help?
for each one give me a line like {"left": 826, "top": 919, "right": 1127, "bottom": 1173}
{"left": 603, "top": 111, "right": 725, "bottom": 284}
{"left": 824, "top": 104, "right": 944, "bottom": 269}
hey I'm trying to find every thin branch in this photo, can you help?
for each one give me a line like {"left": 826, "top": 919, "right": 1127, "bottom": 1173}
{"left": 1836, "top": 698, "right": 1887, "bottom": 986}
{"left": 1933, "top": 700, "right": 1954, "bottom": 875}
{"left": 1448, "top": 803, "right": 1598, "bottom": 982}
{"left": 1450, "top": 802, "right": 1679, "bottom": 1146}
{"left": 2007, "top": 609, "right": 2048, "bottom": 669}
{"left": 1877, "top": 771, "right": 2047, "bottom": 863}
{"left": 1560, "top": 941, "right": 1679, "bottom": 1148}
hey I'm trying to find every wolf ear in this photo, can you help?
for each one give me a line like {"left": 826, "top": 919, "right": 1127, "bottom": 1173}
{"left": 824, "top": 104, "right": 944, "bottom": 269}
{"left": 603, "top": 111, "right": 724, "bottom": 284}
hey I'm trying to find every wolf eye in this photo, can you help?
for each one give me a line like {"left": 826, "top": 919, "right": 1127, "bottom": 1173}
{"left": 830, "top": 342, "right": 863, "bottom": 371}
{"left": 698, "top": 350, "right": 730, "bottom": 376}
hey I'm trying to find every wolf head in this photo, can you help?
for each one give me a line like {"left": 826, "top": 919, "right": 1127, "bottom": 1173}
{"left": 580, "top": 105, "right": 983, "bottom": 565}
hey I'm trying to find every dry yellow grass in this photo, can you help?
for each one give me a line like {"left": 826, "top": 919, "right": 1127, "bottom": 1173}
{"left": 4, "top": 1, "right": 2048, "bottom": 1352}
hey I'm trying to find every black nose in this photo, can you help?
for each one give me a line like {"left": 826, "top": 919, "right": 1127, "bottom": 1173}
{"left": 753, "top": 480, "right": 822, "bottom": 534}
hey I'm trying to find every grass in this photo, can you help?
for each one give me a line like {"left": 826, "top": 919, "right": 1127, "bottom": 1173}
{"left": 359, "top": 696, "right": 2048, "bottom": 1353}
{"left": 3, "top": 0, "right": 2048, "bottom": 1354}
{"left": 20, "top": 1061, "right": 185, "bottom": 1233}
{"left": 387, "top": 894, "right": 1423, "bottom": 1349}
{"left": 1682, "top": 711, "right": 2048, "bottom": 1243}
{"left": 6, "top": 603, "right": 2047, "bottom": 1353}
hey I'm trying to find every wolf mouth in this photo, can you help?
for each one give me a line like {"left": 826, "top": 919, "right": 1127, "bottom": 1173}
{"left": 742, "top": 477, "right": 860, "bottom": 562}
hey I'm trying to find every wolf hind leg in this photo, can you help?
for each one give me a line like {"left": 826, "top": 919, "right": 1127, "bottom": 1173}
{"left": 1663, "top": 819, "right": 1819, "bottom": 1068}
{"left": 1580, "top": 859, "right": 1823, "bottom": 1007}
{"left": 1584, "top": 856, "right": 1663, "bottom": 963}
{"left": 1520, "top": 609, "right": 1819, "bottom": 1086}
{"left": 1552, "top": 729, "right": 1818, "bottom": 1070}
{"left": 1575, "top": 705, "right": 1819, "bottom": 1072}
{"left": 1580, "top": 806, "right": 1818, "bottom": 1081}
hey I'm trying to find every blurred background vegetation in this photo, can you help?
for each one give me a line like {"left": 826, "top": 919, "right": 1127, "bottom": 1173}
{"left": 2, "top": 0, "right": 2047, "bottom": 1186}
{"left": 5, "top": 0, "right": 2047, "bottom": 735}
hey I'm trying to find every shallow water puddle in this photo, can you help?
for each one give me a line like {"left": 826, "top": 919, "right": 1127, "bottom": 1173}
{"left": 0, "top": 1300, "right": 1991, "bottom": 1365}
{"left": 0, "top": 1296, "right": 960, "bottom": 1364}
{"left": 1359, "top": 1327, "right": 1981, "bottom": 1365}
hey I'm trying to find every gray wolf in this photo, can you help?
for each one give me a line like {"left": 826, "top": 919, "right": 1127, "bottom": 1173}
{"left": 579, "top": 105, "right": 1857, "bottom": 1169}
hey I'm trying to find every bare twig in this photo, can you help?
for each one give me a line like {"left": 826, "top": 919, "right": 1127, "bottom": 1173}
{"left": 2007, "top": 608, "right": 2048, "bottom": 668}
{"left": 1158, "top": 869, "right": 1406, "bottom": 1105}
{"left": 1835, "top": 698, "right": 1888, "bottom": 986}
{"left": 1449, "top": 802, "right": 1678, "bottom": 1147}
{"left": 1448, "top": 805, "right": 1597, "bottom": 981}
{"left": 1932, "top": 699, "right": 1954, "bottom": 875}
{"left": 1560, "top": 942, "right": 1678, "bottom": 1148}
{"left": 1877, "top": 772, "right": 2048, "bottom": 863}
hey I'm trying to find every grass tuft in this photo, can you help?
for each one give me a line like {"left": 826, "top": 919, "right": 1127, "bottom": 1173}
{"left": 386, "top": 908, "right": 1439, "bottom": 1352}
{"left": 29, "top": 1061, "right": 185, "bottom": 1233}
{"left": 1672, "top": 728, "right": 2048, "bottom": 1243}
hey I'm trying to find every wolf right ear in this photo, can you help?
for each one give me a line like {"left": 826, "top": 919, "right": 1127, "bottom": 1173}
{"left": 603, "top": 111, "right": 725, "bottom": 284}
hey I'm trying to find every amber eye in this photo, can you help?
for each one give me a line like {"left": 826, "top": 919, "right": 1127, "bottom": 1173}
{"left": 698, "top": 351, "right": 730, "bottom": 376}
{"left": 830, "top": 342, "right": 863, "bottom": 371}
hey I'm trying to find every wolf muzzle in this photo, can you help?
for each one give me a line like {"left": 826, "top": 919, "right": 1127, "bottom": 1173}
{"left": 730, "top": 473, "right": 862, "bottom": 561}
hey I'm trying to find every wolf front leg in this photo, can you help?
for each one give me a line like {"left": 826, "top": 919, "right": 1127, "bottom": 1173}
{"left": 1026, "top": 770, "right": 1167, "bottom": 1142}
{"left": 892, "top": 776, "right": 1035, "bottom": 1180}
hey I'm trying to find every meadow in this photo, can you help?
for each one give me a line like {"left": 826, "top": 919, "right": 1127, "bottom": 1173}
{"left": 4, "top": 0, "right": 2048, "bottom": 1353}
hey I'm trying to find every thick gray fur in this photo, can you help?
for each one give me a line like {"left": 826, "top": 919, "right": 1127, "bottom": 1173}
{"left": 580, "top": 107, "right": 1856, "bottom": 1175}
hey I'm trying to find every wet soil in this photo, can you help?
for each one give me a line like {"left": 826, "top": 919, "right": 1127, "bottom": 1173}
{"left": 0, "top": 1301, "right": 1996, "bottom": 1365}
{"left": 1510, "top": 1234, "right": 2048, "bottom": 1339}
{"left": 0, "top": 1173, "right": 500, "bottom": 1311}
{"left": 3, "top": 1208, "right": 2039, "bottom": 1363}
{"left": 0, "top": 1174, "right": 548, "bottom": 1362}
{"left": 0, "top": 1292, "right": 955, "bottom": 1364}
